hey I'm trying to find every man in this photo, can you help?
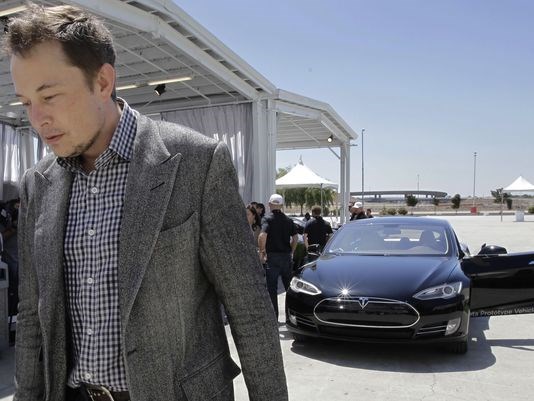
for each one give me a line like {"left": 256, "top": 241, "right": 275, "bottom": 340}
{"left": 5, "top": 4, "right": 287, "bottom": 401}
{"left": 303, "top": 205, "right": 333, "bottom": 252}
{"left": 350, "top": 202, "right": 367, "bottom": 220}
{"left": 258, "top": 194, "right": 298, "bottom": 319}
{"left": 366, "top": 208, "right": 374, "bottom": 218}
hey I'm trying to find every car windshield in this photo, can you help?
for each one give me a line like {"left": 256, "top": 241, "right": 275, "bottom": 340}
{"left": 325, "top": 222, "right": 450, "bottom": 256}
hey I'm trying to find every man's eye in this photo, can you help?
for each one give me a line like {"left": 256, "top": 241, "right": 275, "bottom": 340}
{"left": 44, "top": 95, "right": 57, "bottom": 101}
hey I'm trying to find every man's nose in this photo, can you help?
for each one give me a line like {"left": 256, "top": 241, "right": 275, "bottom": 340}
{"left": 28, "top": 105, "right": 51, "bottom": 129}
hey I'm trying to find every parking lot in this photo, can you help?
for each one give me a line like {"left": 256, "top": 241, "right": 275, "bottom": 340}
{"left": 1, "top": 214, "right": 534, "bottom": 400}
{"left": 228, "top": 214, "right": 534, "bottom": 401}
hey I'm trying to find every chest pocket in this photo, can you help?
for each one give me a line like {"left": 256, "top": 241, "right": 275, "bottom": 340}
{"left": 154, "top": 211, "right": 199, "bottom": 252}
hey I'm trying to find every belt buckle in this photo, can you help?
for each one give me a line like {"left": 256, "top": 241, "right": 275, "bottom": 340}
{"left": 85, "top": 384, "right": 115, "bottom": 401}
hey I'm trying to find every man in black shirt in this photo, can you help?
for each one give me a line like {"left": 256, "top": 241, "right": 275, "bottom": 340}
{"left": 258, "top": 194, "right": 298, "bottom": 318}
{"left": 304, "top": 205, "right": 333, "bottom": 251}
{"left": 350, "top": 201, "right": 367, "bottom": 220}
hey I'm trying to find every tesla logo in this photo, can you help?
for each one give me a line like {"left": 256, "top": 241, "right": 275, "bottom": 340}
{"left": 358, "top": 297, "right": 370, "bottom": 309}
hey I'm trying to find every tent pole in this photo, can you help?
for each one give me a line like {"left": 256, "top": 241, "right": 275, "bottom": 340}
{"left": 321, "top": 184, "right": 323, "bottom": 212}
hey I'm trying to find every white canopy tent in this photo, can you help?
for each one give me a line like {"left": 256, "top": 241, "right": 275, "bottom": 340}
{"left": 503, "top": 176, "right": 534, "bottom": 192}
{"left": 276, "top": 160, "right": 338, "bottom": 190}
{"left": 276, "top": 159, "right": 338, "bottom": 212}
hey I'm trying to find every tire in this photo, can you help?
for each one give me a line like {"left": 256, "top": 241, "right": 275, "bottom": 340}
{"left": 292, "top": 333, "right": 309, "bottom": 342}
{"left": 449, "top": 340, "right": 468, "bottom": 354}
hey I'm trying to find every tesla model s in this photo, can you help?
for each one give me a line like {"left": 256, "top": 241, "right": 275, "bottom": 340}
{"left": 285, "top": 217, "right": 534, "bottom": 353}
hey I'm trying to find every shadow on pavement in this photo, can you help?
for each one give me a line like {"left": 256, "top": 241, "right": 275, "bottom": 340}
{"left": 287, "top": 316, "right": 534, "bottom": 373}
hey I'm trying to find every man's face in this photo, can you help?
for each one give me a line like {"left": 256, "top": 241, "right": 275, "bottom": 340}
{"left": 10, "top": 41, "right": 109, "bottom": 160}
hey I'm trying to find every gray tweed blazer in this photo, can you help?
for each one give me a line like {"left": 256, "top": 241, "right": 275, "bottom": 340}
{"left": 14, "top": 115, "right": 288, "bottom": 401}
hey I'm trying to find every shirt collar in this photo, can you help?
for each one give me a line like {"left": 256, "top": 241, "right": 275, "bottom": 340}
{"left": 108, "top": 98, "right": 137, "bottom": 161}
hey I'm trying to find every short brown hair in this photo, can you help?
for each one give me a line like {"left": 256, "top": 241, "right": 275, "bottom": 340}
{"left": 311, "top": 205, "right": 322, "bottom": 216}
{"left": 3, "top": 3, "right": 116, "bottom": 99}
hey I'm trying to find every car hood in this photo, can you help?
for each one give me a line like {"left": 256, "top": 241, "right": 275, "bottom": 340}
{"left": 300, "top": 254, "right": 459, "bottom": 300}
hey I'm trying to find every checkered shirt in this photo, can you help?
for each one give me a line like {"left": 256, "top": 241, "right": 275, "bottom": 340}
{"left": 59, "top": 99, "right": 137, "bottom": 391}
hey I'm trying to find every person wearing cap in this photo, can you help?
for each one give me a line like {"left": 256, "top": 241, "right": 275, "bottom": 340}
{"left": 258, "top": 194, "right": 298, "bottom": 318}
{"left": 350, "top": 202, "right": 367, "bottom": 220}
{"left": 304, "top": 205, "right": 333, "bottom": 252}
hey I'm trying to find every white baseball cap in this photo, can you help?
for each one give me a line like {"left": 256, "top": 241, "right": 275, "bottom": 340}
{"left": 268, "top": 194, "right": 284, "bottom": 205}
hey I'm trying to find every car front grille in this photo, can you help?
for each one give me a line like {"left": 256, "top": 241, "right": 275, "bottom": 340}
{"left": 318, "top": 325, "right": 414, "bottom": 339}
{"left": 313, "top": 297, "right": 420, "bottom": 328}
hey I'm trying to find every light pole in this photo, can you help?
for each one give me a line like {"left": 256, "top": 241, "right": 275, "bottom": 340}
{"left": 361, "top": 128, "right": 365, "bottom": 208}
{"left": 472, "top": 152, "right": 477, "bottom": 209}
{"left": 417, "top": 174, "right": 420, "bottom": 196}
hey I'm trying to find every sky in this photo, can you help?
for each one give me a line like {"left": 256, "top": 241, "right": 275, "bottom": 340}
{"left": 175, "top": 0, "right": 534, "bottom": 197}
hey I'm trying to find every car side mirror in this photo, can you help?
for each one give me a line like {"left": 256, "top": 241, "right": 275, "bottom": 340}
{"left": 478, "top": 243, "right": 507, "bottom": 255}
{"left": 459, "top": 242, "right": 470, "bottom": 259}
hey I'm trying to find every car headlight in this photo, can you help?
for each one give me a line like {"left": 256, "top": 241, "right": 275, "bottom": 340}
{"left": 290, "top": 277, "right": 322, "bottom": 295}
{"left": 413, "top": 282, "right": 462, "bottom": 300}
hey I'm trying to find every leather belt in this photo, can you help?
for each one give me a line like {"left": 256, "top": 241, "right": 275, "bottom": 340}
{"left": 67, "top": 384, "right": 130, "bottom": 401}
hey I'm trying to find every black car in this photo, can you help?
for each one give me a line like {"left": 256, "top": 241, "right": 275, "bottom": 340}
{"left": 285, "top": 217, "right": 534, "bottom": 353}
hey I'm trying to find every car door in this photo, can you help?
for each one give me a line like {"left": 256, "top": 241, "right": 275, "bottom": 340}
{"left": 461, "top": 252, "right": 534, "bottom": 317}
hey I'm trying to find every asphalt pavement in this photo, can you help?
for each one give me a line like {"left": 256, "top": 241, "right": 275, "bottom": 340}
{"left": 1, "top": 214, "right": 534, "bottom": 400}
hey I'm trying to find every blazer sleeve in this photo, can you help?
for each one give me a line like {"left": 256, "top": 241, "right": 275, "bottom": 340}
{"left": 198, "top": 142, "right": 288, "bottom": 401}
{"left": 14, "top": 169, "right": 45, "bottom": 401}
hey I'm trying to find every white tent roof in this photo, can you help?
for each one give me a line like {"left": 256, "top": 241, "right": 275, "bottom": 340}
{"left": 276, "top": 160, "right": 338, "bottom": 190}
{"left": 504, "top": 176, "right": 534, "bottom": 192}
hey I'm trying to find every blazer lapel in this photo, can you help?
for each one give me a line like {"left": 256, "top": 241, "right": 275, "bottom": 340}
{"left": 118, "top": 116, "right": 182, "bottom": 327}
{"left": 33, "top": 160, "right": 72, "bottom": 331}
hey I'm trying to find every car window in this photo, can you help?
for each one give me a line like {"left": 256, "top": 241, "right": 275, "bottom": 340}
{"left": 326, "top": 223, "right": 450, "bottom": 256}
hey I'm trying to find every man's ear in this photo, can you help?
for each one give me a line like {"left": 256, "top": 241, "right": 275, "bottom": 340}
{"left": 95, "top": 63, "right": 116, "bottom": 99}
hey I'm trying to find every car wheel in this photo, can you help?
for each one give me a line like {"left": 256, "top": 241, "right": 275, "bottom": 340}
{"left": 292, "top": 333, "right": 309, "bottom": 342}
{"left": 449, "top": 340, "right": 468, "bottom": 354}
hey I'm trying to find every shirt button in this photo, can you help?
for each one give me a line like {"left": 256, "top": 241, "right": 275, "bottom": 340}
{"left": 87, "top": 277, "right": 94, "bottom": 285}
{"left": 87, "top": 328, "right": 94, "bottom": 335}
{"left": 88, "top": 229, "right": 96, "bottom": 236}
{"left": 90, "top": 187, "right": 99, "bottom": 194}
{"left": 84, "top": 372, "right": 92, "bottom": 381}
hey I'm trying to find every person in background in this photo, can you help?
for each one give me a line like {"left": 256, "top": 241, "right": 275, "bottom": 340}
{"left": 255, "top": 202, "right": 266, "bottom": 222}
{"left": 350, "top": 202, "right": 367, "bottom": 220}
{"left": 303, "top": 212, "right": 311, "bottom": 222}
{"left": 366, "top": 208, "right": 374, "bottom": 218}
{"left": 246, "top": 204, "right": 262, "bottom": 244}
{"left": 303, "top": 205, "right": 333, "bottom": 252}
{"left": 258, "top": 194, "right": 298, "bottom": 319}
{"left": 4, "top": 4, "right": 287, "bottom": 401}
{"left": 0, "top": 199, "right": 19, "bottom": 321}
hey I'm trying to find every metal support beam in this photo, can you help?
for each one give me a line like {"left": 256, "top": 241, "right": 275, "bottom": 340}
{"left": 266, "top": 98, "right": 278, "bottom": 199}
{"left": 340, "top": 142, "right": 351, "bottom": 224}
{"left": 250, "top": 99, "right": 276, "bottom": 203}
{"left": 69, "top": 0, "right": 260, "bottom": 100}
